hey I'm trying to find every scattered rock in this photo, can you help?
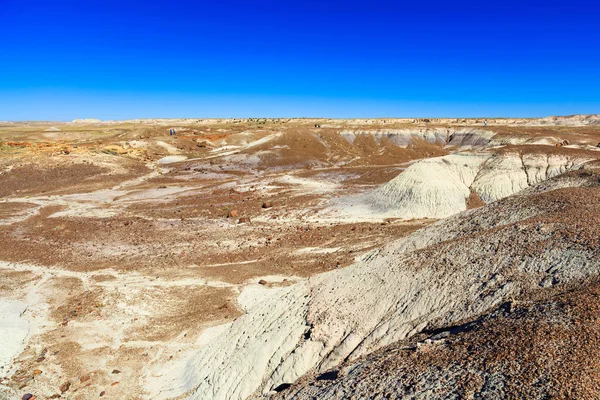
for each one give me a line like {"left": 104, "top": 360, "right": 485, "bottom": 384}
{"left": 80, "top": 374, "right": 91, "bottom": 383}
{"left": 49, "top": 395, "right": 61, "bottom": 399}
{"left": 22, "top": 394, "right": 34, "bottom": 400}
{"left": 228, "top": 209, "right": 239, "bottom": 218}
{"left": 238, "top": 217, "right": 251, "bottom": 224}
{"left": 32, "top": 370, "right": 42, "bottom": 375}
{"left": 111, "top": 369, "right": 121, "bottom": 374}
{"left": 59, "top": 382, "right": 70, "bottom": 393}
{"left": 111, "top": 381, "right": 120, "bottom": 386}
{"left": 99, "top": 391, "right": 106, "bottom": 397}
{"left": 262, "top": 202, "right": 273, "bottom": 209}
{"left": 258, "top": 279, "right": 268, "bottom": 285}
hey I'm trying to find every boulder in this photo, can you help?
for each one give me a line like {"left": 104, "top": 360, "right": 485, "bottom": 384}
{"left": 59, "top": 382, "right": 70, "bottom": 393}
{"left": 228, "top": 210, "right": 239, "bottom": 218}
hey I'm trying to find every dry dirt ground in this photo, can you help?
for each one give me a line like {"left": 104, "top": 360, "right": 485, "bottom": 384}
{"left": 1, "top": 118, "right": 600, "bottom": 400}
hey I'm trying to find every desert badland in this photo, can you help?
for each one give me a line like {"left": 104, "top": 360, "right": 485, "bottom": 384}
{"left": 2, "top": 115, "right": 600, "bottom": 399}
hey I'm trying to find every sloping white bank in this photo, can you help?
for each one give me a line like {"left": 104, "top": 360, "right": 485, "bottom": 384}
{"left": 0, "top": 300, "right": 30, "bottom": 371}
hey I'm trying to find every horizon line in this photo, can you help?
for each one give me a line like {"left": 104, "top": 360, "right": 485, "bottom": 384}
{"left": 3, "top": 114, "right": 598, "bottom": 123}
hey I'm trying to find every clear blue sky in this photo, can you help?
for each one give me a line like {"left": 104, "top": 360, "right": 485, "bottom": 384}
{"left": 1, "top": 0, "right": 598, "bottom": 120}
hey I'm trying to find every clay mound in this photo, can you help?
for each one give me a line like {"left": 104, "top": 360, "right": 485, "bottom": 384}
{"left": 148, "top": 172, "right": 600, "bottom": 400}
{"left": 366, "top": 153, "right": 490, "bottom": 219}
{"left": 352, "top": 146, "right": 597, "bottom": 220}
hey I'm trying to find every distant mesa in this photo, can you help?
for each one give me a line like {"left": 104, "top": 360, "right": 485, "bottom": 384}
{"left": 72, "top": 118, "right": 102, "bottom": 123}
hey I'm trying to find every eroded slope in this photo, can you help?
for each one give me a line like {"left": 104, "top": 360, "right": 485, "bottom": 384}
{"left": 274, "top": 279, "right": 600, "bottom": 399}
{"left": 151, "top": 170, "right": 600, "bottom": 399}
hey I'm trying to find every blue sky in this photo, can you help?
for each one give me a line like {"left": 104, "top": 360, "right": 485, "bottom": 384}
{"left": 1, "top": 0, "right": 598, "bottom": 120}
